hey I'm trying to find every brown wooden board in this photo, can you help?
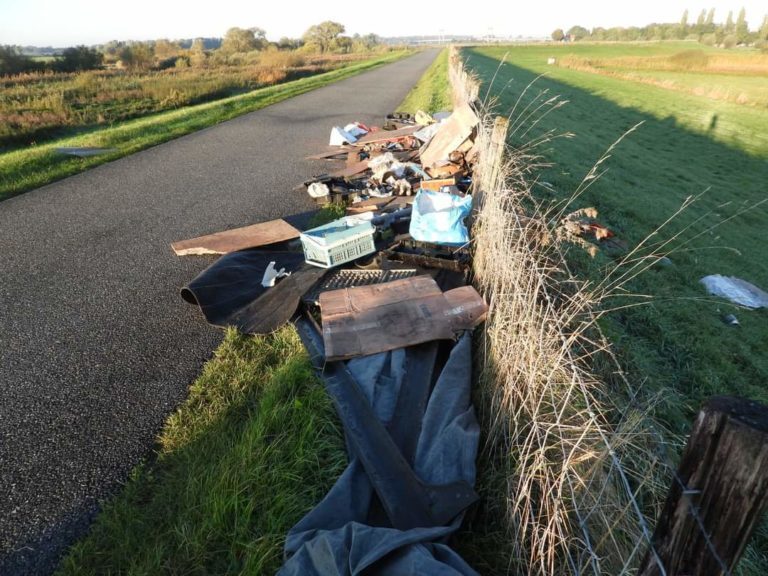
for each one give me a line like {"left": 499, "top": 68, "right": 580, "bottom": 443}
{"left": 354, "top": 125, "right": 420, "bottom": 145}
{"left": 420, "top": 104, "right": 479, "bottom": 169}
{"left": 306, "top": 146, "right": 354, "bottom": 160}
{"left": 171, "top": 219, "right": 300, "bottom": 256}
{"left": 319, "top": 275, "right": 487, "bottom": 360}
{"left": 346, "top": 197, "right": 395, "bottom": 214}
{"left": 419, "top": 177, "right": 457, "bottom": 192}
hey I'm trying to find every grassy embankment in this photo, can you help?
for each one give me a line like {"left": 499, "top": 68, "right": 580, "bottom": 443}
{"left": 56, "top": 50, "right": 455, "bottom": 574}
{"left": 0, "top": 51, "right": 409, "bottom": 201}
{"left": 463, "top": 42, "right": 768, "bottom": 426}
{"left": 453, "top": 42, "right": 768, "bottom": 573}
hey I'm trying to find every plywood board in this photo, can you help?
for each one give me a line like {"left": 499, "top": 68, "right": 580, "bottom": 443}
{"left": 320, "top": 275, "right": 487, "bottom": 360}
{"left": 172, "top": 219, "right": 300, "bottom": 256}
{"left": 420, "top": 104, "right": 480, "bottom": 169}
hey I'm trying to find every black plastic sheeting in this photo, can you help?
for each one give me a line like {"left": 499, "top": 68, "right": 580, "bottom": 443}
{"left": 280, "top": 320, "right": 480, "bottom": 575}
{"left": 181, "top": 250, "right": 306, "bottom": 329}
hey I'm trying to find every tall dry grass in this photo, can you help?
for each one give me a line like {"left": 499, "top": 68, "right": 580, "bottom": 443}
{"left": 459, "top": 46, "right": 677, "bottom": 575}
{"left": 0, "top": 53, "right": 376, "bottom": 148}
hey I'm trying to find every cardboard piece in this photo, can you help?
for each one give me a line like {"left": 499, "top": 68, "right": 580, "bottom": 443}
{"left": 171, "top": 219, "right": 300, "bottom": 256}
{"left": 420, "top": 104, "right": 480, "bottom": 170}
{"left": 319, "top": 275, "right": 487, "bottom": 360}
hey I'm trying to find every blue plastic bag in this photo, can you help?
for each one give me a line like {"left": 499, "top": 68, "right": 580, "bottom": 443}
{"left": 409, "top": 190, "right": 472, "bottom": 246}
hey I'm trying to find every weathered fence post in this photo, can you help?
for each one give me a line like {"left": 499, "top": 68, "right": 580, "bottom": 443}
{"left": 639, "top": 396, "right": 768, "bottom": 576}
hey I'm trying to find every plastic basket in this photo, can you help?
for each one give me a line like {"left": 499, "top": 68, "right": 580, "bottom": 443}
{"left": 300, "top": 216, "right": 376, "bottom": 268}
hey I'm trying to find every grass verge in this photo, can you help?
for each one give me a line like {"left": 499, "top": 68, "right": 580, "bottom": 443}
{"left": 56, "top": 327, "right": 346, "bottom": 575}
{"left": 396, "top": 48, "right": 452, "bottom": 113}
{"left": 0, "top": 51, "right": 410, "bottom": 202}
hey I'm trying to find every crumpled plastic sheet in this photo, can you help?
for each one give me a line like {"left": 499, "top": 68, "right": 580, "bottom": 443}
{"left": 700, "top": 274, "right": 768, "bottom": 309}
{"left": 278, "top": 333, "right": 479, "bottom": 575}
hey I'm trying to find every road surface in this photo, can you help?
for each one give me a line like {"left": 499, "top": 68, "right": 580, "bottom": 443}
{"left": 0, "top": 49, "right": 439, "bottom": 575}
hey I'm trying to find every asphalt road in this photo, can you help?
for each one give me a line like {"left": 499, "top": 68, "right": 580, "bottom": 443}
{"left": 0, "top": 49, "right": 439, "bottom": 575}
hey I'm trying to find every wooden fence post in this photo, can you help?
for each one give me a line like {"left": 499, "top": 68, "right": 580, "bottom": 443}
{"left": 639, "top": 396, "right": 768, "bottom": 576}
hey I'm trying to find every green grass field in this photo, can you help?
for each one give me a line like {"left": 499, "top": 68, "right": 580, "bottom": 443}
{"left": 465, "top": 42, "right": 768, "bottom": 428}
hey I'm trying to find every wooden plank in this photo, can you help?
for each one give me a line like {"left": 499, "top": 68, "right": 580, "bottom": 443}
{"left": 171, "top": 219, "right": 300, "bottom": 256}
{"left": 638, "top": 396, "right": 768, "bottom": 576}
{"left": 346, "top": 197, "right": 395, "bottom": 214}
{"left": 306, "top": 146, "right": 354, "bottom": 160}
{"left": 319, "top": 275, "right": 487, "bottom": 360}
{"left": 419, "top": 177, "right": 457, "bottom": 192}
{"left": 354, "top": 125, "right": 420, "bottom": 145}
{"left": 420, "top": 104, "right": 480, "bottom": 169}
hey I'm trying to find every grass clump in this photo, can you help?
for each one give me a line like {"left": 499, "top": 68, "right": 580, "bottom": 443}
{"left": 57, "top": 326, "right": 346, "bottom": 575}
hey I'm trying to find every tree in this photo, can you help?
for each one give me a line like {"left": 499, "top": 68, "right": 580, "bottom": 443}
{"left": 190, "top": 38, "right": 207, "bottom": 66}
{"left": 760, "top": 15, "right": 768, "bottom": 41}
{"left": 695, "top": 9, "right": 706, "bottom": 34}
{"left": 118, "top": 43, "right": 153, "bottom": 70}
{"left": 58, "top": 45, "right": 103, "bottom": 72}
{"left": 221, "top": 27, "right": 266, "bottom": 53}
{"left": 551, "top": 28, "right": 565, "bottom": 41}
{"left": 679, "top": 9, "right": 689, "bottom": 38}
{"left": 736, "top": 8, "right": 749, "bottom": 43}
{"left": 725, "top": 10, "right": 735, "bottom": 33}
{"left": 154, "top": 39, "right": 181, "bottom": 60}
{"left": 0, "top": 45, "right": 36, "bottom": 75}
{"left": 566, "top": 25, "right": 589, "bottom": 41}
{"left": 705, "top": 8, "right": 716, "bottom": 31}
{"left": 302, "top": 21, "right": 345, "bottom": 53}
{"left": 277, "top": 37, "right": 302, "bottom": 50}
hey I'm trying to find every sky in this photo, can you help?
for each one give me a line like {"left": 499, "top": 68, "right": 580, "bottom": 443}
{"left": 1, "top": 0, "right": 766, "bottom": 46}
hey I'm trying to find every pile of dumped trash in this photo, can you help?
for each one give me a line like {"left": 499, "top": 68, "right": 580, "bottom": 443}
{"left": 171, "top": 104, "right": 488, "bottom": 575}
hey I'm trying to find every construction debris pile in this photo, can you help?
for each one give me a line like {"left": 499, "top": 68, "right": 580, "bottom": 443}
{"left": 172, "top": 104, "right": 488, "bottom": 575}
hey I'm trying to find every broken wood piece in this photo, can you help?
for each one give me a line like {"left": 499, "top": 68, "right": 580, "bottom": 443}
{"left": 426, "top": 163, "right": 465, "bottom": 179}
{"left": 420, "top": 103, "right": 480, "bottom": 170}
{"left": 171, "top": 219, "right": 300, "bottom": 256}
{"left": 346, "top": 196, "right": 395, "bottom": 214}
{"left": 354, "top": 125, "right": 420, "bottom": 145}
{"left": 419, "top": 177, "right": 458, "bottom": 192}
{"left": 319, "top": 275, "right": 487, "bottom": 360}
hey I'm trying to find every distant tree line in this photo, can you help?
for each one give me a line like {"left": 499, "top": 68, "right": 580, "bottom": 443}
{"left": 553, "top": 8, "right": 768, "bottom": 50}
{"left": 0, "top": 21, "right": 382, "bottom": 77}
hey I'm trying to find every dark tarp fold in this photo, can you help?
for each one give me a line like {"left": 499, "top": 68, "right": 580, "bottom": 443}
{"left": 279, "top": 330, "right": 479, "bottom": 575}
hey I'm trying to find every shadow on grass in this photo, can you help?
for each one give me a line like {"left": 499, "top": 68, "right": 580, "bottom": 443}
{"left": 467, "top": 48, "right": 768, "bottom": 425}
{"left": 457, "top": 48, "right": 768, "bottom": 574}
